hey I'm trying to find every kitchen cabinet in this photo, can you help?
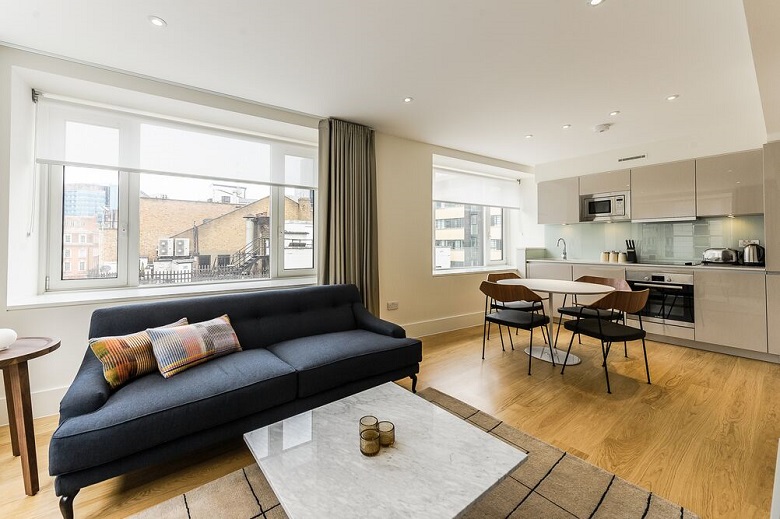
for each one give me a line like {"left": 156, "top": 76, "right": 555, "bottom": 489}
{"left": 696, "top": 149, "right": 763, "bottom": 217}
{"left": 630, "top": 160, "right": 696, "bottom": 221}
{"left": 537, "top": 177, "right": 579, "bottom": 224}
{"left": 579, "top": 169, "right": 630, "bottom": 196}
{"left": 694, "top": 270, "right": 767, "bottom": 353}
{"left": 767, "top": 274, "right": 780, "bottom": 355}
{"left": 764, "top": 142, "right": 780, "bottom": 272}
{"left": 526, "top": 262, "right": 572, "bottom": 317}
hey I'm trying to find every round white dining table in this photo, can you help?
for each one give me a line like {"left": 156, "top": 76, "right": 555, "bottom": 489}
{"left": 496, "top": 278, "right": 615, "bottom": 365}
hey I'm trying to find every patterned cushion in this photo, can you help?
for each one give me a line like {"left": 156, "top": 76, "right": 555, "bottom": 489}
{"left": 149, "top": 314, "right": 242, "bottom": 378}
{"left": 90, "top": 318, "right": 188, "bottom": 389}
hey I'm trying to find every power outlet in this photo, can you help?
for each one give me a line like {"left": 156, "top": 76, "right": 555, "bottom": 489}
{"left": 739, "top": 239, "right": 760, "bottom": 247}
{"left": 386, "top": 301, "right": 399, "bottom": 311}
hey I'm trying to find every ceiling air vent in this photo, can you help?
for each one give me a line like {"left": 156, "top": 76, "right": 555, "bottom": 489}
{"left": 618, "top": 154, "right": 647, "bottom": 163}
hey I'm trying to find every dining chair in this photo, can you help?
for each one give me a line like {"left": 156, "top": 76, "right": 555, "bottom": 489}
{"left": 560, "top": 289, "right": 650, "bottom": 393}
{"left": 556, "top": 276, "right": 631, "bottom": 355}
{"left": 479, "top": 281, "right": 551, "bottom": 375}
{"left": 485, "top": 272, "right": 549, "bottom": 345}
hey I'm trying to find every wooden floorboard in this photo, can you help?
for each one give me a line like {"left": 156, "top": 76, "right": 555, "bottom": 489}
{"left": 0, "top": 325, "right": 777, "bottom": 518}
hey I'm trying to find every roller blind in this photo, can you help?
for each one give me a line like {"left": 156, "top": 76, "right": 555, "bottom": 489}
{"left": 35, "top": 97, "right": 317, "bottom": 188}
{"left": 433, "top": 168, "right": 522, "bottom": 209}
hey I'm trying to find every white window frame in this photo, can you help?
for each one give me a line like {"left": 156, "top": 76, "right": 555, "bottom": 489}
{"left": 41, "top": 108, "right": 317, "bottom": 293}
{"left": 431, "top": 202, "right": 507, "bottom": 271}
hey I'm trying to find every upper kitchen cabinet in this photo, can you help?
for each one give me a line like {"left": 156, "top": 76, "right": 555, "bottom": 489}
{"left": 696, "top": 149, "right": 763, "bottom": 217}
{"left": 579, "top": 169, "right": 630, "bottom": 195}
{"left": 630, "top": 160, "right": 696, "bottom": 221}
{"left": 537, "top": 177, "right": 579, "bottom": 224}
{"left": 764, "top": 142, "right": 780, "bottom": 272}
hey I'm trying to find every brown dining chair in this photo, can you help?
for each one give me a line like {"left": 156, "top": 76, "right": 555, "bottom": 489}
{"left": 485, "top": 272, "right": 548, "bottom": 345}
{"left": 479, "top": 281, "right": 551, "bottom": 375}
{"left": 560, "top": 289, "right": 650, "bottom": 393}
{"left": 556, "top": 276, "right": 631, "bottom": 355}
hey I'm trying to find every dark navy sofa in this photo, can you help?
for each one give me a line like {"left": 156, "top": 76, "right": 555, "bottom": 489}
{"left": 49, "top": 284, "right": 422, "bottom": 518}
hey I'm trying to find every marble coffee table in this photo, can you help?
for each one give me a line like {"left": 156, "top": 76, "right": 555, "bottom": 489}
{"left": 244, "top": 383, "right": 526, "bottom": 518}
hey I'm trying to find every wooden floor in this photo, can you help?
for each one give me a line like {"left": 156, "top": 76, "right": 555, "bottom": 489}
{"left": 1, "top": 326, "right": 778, "bottom": 518}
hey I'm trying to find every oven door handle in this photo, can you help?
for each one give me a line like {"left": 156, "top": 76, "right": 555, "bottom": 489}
{"left": 632, "top": 282, "right": 687, "bottom": 290}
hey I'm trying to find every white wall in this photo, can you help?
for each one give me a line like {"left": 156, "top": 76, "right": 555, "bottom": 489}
{"left": 0, "top": 46, "right": 540, "bottom": 422}
{"left": 375, "top": 134, "right": 539, "bottom": 337}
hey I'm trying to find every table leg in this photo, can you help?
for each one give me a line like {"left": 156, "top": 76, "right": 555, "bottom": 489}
{"left": 524, "top": 291, "right": 581, "bottom": 366}
{"left": 3, "top": 369, "right": 20, "bottom": 456}
{"left": 7, "top": 362, "right": 38, "bottom": 495}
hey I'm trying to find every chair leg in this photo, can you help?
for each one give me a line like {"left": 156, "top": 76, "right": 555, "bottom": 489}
{"left": 508, "top": 327, "right": 515, "bottom": 351}
{"left": 561, "top": 331, "right": 576, "bottom": 375}
{"left": 528, "top": 327, "right": 533, "bottom": 376}
{"left": 601, "top": 339, "right": 611, "bottom": 394}
{"left": 642, "top": 337, "right": 651, "bottom": 384}
{"left": 482, "top": 319, "right": 488, "bottom": 359}
{"left": 498, "top": 325, "right": 506, "bottom": 351}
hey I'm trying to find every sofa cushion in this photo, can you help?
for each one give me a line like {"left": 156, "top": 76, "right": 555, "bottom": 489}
{"left": 90, "top": 317, "right": 188, "bottom": 389}
{"left": 149, "top": 315, "right": 242, "bottom": 378}
{"left": 266, "top": 330, "right": 423, "bottom": 398}
{"left": 49, "top": 349, "right": 296, "bottom": 475}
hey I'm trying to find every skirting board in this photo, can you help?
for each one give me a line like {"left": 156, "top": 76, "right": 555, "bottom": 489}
{"left": 0, "top": 385, "right": 67, "bottom": 425}
{"left": 402, "top": 311, "right": 483, "bottom": 338}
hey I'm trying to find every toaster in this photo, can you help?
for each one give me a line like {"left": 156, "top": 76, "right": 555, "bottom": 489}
{"left": 702, "top": 248, "right": 739, "bottom": 264}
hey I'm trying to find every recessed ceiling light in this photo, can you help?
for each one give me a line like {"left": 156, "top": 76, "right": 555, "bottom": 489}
{"left": 562, "top": 124, "right": 571, "bottom": 129}
{"left": 403, "top": 97, "right": 414, "bottom": 103}
{"left": 609, "top": 110, "right": 620, "bottom": 116}
{"left": 587, "top": 0, "right": 605, "bottom": 6}
{"left": 525, "top": 134, "right": 533, "bottom": 139}
{"left": 148, "top": 15, "right": 167, "bottom": 27}
{"left": 666, "top": 94, "right": 680, "bottom": 101}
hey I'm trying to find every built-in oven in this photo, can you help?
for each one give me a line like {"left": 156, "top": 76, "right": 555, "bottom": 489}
{"left": 580, "top": 191, "right": 630, "bottom": 222}
{"left": 625, "top": 270, "right": 694, "bottom": 328}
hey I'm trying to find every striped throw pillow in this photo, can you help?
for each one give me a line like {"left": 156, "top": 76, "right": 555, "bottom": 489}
{"left": 148, "top": 314, "right": 241, "bottom": 378}
{"left": 90, "top": 317, "right": 188, "bottom": 389}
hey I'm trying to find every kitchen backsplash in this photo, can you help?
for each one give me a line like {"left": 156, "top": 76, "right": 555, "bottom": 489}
{"left": 542, "top": 215, "right": 764, "bottom": 263}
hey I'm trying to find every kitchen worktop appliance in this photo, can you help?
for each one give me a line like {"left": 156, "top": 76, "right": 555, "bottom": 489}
{"left": 743, "top": 243, "right": 765, "bottom": 266}
{"left": 701, "top": 248, "right": 739, "bottom": 265}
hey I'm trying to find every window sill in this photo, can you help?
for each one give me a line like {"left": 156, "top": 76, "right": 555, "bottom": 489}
{"left": 432, "top": 265, "right": 515, "bottom": 277}
{"left": 7, "top": 276, "right": 318, "bottom": 310}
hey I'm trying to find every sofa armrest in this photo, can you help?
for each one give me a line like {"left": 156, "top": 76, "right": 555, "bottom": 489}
{"left": 58, "top": 350, "right": 111, "bottom": 422}
{"left": 352, "top": 303, "right": 406, "bottom": 338}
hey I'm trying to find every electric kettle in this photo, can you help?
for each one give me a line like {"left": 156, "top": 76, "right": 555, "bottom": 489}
{"left": 743, "top": 244, "right": 765, "bottom": 266}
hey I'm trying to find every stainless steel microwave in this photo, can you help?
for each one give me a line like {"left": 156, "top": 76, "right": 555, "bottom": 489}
{"left": 580, "top": 192, "right": 630, "bottom": 222}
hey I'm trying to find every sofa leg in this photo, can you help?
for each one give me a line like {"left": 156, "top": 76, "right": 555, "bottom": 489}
{"left": 60, "top": 491, "right": 79, "bottom": 519}
{"left": 410, "top": 374, "right": 418, "bottom": 393}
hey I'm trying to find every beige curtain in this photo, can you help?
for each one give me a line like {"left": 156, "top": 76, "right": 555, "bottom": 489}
{"left": 318, "top": 118, "right": 379, "bottom": 314}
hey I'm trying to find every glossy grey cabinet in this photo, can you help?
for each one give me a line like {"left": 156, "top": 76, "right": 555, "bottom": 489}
{"left": 694, "top": 270, "right": 767, "bottom": 352}
{"left": 696, "top": 149, "right": 763, "bottom": 217}
{"left": 579, "top": 169, "right": 630, "bottom": 196}
{"left": 764, "top": 142, "right": 780, "bottom": 272}
{"left": 537, "top": 177, "right": 579, "bottom": 224}
{"left": 630, "top": 160, "right": 696, "bottom": 221}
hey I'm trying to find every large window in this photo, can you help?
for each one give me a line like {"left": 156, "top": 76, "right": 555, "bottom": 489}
{"left": 37, "top": 97, "right": 317, "bottom": 292}
{"left": 432, "top": 158, "right": 521, "bottom": 271}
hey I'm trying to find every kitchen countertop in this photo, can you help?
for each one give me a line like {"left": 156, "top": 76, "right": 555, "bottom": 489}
{"left": 526, "top": 258, "right": 766, "bottom": 272}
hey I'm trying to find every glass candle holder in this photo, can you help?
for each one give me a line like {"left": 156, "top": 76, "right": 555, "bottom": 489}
{"left": 378, "top": 420, "right": 395, "bottom": 447}
{"left": 359, "top": 415, "right": 379, "bottom": 433}
{"left": 360, "top": 429, "right": 380, "bottom": 456}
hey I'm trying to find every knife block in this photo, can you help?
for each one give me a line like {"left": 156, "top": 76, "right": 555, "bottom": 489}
{"left": 626, "top": 249, "right": 637, "bottom": 263}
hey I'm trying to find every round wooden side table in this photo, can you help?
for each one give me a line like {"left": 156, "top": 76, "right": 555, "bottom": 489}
{"left": 0, "top": 336, "right": 61, "bottom": 496}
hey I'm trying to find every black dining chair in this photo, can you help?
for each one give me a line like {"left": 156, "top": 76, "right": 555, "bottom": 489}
{"left": 556, "top": 275, "right": 632, "bottom": 355}
{"left": 560, "top": 289, "right": 650, "bottom": 394}
{"left": 485, "top": 272, "right": 549, "bottom": 345}
{"left": 479, "top": 281, "right": 551, "bottom": 375}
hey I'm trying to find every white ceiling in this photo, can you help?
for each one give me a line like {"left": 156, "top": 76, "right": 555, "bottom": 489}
{"left": 0, "top": 0, "right": 775, "bottom": 169}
